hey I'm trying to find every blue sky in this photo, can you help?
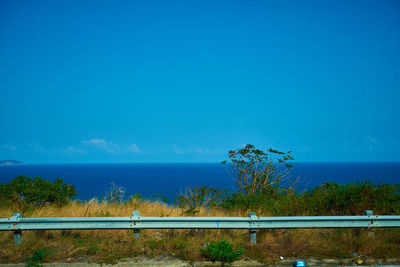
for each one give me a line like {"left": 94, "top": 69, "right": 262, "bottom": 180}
{"left": 0, "top": 0, "right": 399, "bottom": 163}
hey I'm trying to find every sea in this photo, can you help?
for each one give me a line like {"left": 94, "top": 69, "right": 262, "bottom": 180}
{"left": 0, "top": 162, "right": 399, "bottom": 201}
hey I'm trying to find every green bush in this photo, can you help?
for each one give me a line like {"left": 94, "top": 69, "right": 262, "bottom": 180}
{"left": 219, "top": 184, "right": 302, "bottom": 215}
{"left": 26, "top": 248, "right": 50, "bottom": 267}
{"left": 0, "top": 176, "right": 76, "bottom": 211}
{"left": 172, "top": 180, "right": 400, "bottom": 216}
{"left": 201, "top": 239, "right": 244, "bottom": 266}
{"left": 303, "top": 181, "right": 400, "bottom": 215}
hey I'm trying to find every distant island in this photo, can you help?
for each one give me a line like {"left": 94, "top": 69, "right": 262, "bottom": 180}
{"left": 0, "top": 160, "right": 26, "bottom": 165}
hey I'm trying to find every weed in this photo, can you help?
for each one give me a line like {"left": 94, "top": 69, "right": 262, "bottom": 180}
{"left": 201, "top": 239, "right": 244, "bottom": 267}
{"left": 87, "top": 243, "right": 99, "bottom": 255}
{"left": 26, "top": 248, "right": 49, "bottom": 267}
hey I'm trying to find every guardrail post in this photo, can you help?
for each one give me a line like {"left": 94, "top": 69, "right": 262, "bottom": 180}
{"left": 364, "top": 210, "right": 374, "bottom": 238}
{"left": 249, "top": 229, "right": 257, "bottom": 245}
{"left": 132, "top": 210, "right": 140, "bottom": 240}
{"left": 364, "top": 210, "right": 373, "bottom": 216}
{"left": 11, "top": 213, "right": 22, "bottom": 246}
{"left": 249, "top": 212, "right": 257, "bottom": 245}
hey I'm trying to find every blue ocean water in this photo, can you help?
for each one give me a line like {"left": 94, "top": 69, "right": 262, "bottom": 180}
{"left": 0, "top": 162, "right": 399, "bottom": 201}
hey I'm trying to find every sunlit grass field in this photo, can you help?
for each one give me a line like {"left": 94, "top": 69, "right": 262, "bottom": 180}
{"left": 1, "top": 199, "right": 399, "bottom": 265}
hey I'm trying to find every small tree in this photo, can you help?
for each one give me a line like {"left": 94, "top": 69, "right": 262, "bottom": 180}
{"left": 201, "top": 239, "right": 244, "bottom": 267}
{"left": 175, "top": 186, "right": 228, "bottom": 215}
{"left": 222, "top": 144, "right": 294, "bottom": 195}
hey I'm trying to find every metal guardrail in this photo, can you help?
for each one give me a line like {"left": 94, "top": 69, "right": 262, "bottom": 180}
{"left": 1, "top": 210, "right": 400, "bottom": 245}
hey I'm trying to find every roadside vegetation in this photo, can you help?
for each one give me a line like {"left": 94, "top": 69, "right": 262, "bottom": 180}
{"left": 0, "top": 145, "right": 399, "bottom": 265}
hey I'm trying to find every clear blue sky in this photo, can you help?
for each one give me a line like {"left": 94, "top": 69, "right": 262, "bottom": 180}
{"left": 1, "top": 0, "right": 399, "bottom": 163}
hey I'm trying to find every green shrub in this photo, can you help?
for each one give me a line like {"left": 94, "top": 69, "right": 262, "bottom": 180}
{"left": 0, "top": 176, "right": 76, "bottom": 211}
{"left": 26, "top": 248, "right": 50, "bottom": 267}
{"left": 215, "top": 181, "right": 400, "bottom": 216}
{"left": 201, "top": 239, "right": 244, "bottom": 266}
{"left": 220, "top": 185, "right": 303, "bottom": 215}
{"left": 173, "top": 181, "right": 399, "bottom": 216}
{"left": 303, "top": 181, "right": 400, "bottom": 215}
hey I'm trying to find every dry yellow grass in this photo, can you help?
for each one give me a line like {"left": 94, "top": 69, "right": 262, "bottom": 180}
{"left": 1, "top": 200, "right": 399, "bottom": 265}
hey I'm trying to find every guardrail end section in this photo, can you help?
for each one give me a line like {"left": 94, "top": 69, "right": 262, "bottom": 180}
{"left": 132, "top": 210, "right": 140, "bottom": 240}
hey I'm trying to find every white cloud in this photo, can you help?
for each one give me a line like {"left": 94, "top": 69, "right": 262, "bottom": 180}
{"left": 172, "top": 144, "right": 184, "bottom": 154}
{"left": 82, "top": 138, "right": 120, "bottom": 153}
{"left": 171, "top": 145, "right": 217, "bottom": 155}
{"left": 83, "top": 138, "right": 106, "bottom": 146}
{"left": 4, "top": 144, "right": 18, "bottom": 151}
{"left": 29, "top": 142, "right": 47, "bottom": 153}
{"left": 366, "top": 135, "right": 379, "bottom": 151}
{"left": 193, "top": 147, "right": 205, "bottom": 154}
{"left": 126, "top": 144, "right": 141, "bottom": 153}
{"left": 187, "top": 147, "right": 212, "bottom": 154}
{"left": 64, "top": 146, "right": 83, "bottom": 154}
{"left": 366, "top": 135, "right": 377, "bottom": 143}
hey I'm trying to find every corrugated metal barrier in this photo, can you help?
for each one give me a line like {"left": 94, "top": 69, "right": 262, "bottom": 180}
{"left": 1, "top": 210, "right": 399, "bottom": 245}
